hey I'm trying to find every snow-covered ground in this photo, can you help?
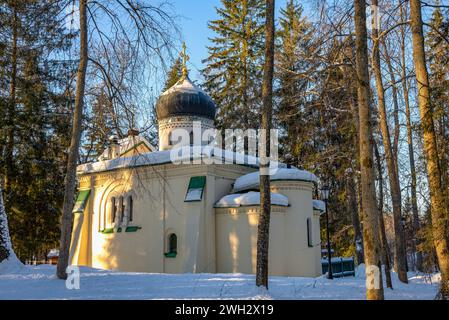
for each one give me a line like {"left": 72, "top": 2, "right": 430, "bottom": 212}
{"left": 0, "top": 263, "right": 440, "bottom": 300}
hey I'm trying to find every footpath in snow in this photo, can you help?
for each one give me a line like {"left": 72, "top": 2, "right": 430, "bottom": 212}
{"left": 0, "top": 262, "right": 440, "bottom": 300}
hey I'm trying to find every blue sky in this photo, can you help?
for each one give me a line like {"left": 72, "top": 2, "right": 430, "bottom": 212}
{"left": 172, "top": 0, "right": 313, "bottom": 81}
{"left": 170, "top": 0, "right": 447, "bottom": 80}
{"left": 172, "top": 0, "right": 221, "bottom": 80}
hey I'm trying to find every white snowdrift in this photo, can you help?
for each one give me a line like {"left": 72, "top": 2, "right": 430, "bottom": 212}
{"left": 0, "top": 264, "right": 440, "bottom": 300}
{"left": 0, "top": 252, "right": 24, "bottom": 274}
{"left": 233, "top": 168, "right": 318, "bottom": 192}
{"left": 215, "top": 191, "right": 289, "bottom": 208}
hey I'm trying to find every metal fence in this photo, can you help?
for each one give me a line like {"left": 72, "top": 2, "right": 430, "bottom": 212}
{"left": 321, "top": 257, "right": 356, "bottom": 277}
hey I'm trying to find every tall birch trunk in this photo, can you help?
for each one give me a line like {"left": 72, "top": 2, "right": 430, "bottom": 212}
{"left": 400, "top": 4, "right": 423, "bottom": 272}
{"left": 371, "top": 0, "right": 408, "bottom": 283}
{"left": 56, "top": 0, "right": 88, "bottom": 280}
{"left": 354, "top": 0, "right": 384, "bottom": 300}
{"left": 256, "top": 0, "right": 275, "bottom": 289}
{"left": 374, "top": 140, "right": 393, "bottom": 289}
{"left": 409, "top": 0, "right": 449, "bottom": 298}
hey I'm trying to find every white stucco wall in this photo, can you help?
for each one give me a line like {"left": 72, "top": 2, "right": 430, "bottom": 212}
{"left": 158, "top": 116, "right": 215, "bottom": 151}
{"left": 214, "top": 180, "right": 321, "bottom": 277}
{"left": 70, "top": 163, "right": 321, "bottom": 277}
{"left": 70, "top": 163, "right": 254, "bottom": 274}
{"left": 215, "top": 206, "right": 288, "bottom": 275}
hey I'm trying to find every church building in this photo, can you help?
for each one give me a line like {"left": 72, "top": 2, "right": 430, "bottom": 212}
{"left": 69, "top": 50, "right": 325, "bottom": 277}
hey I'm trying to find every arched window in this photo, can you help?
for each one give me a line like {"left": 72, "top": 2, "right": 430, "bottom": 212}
{"left": 120, "top": 196, "right": 125, "bottom": 222}
{"left": 307, "top": 218, "right": 313, "bottom": 247}
{"left": 168, "top": 233, "right": 177, "bottom": 254}
{"left": 168, "top": 131, "right": 173, "bottom": 146}
{"left": 128, "top": 196, "right": 133, "bottom": 222}
{"left": 111, "top": 197, "right": 117, "bottom": 224}
{"left": 189, "top": 131, "right": 194, "bottom": 146}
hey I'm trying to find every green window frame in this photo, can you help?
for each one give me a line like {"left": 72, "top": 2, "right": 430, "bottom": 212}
{"left": 184, "top": 176, "right": 206, "bottom": 202}
{"left": 72, "top": 190, "right": 91, "bottom": 213}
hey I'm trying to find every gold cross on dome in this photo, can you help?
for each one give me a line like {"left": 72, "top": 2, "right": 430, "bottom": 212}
{"left": 181, "top": 42, "right": 189, "bottom": 78}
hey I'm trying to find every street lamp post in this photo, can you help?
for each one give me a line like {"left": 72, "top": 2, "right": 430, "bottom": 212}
{"left": 321, "top": 185, "right": 333, "bottom": 280}
{"left": 401, "top": 216, "right": 409, "bottom": 272}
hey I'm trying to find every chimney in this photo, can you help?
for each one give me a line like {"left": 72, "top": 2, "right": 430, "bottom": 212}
{"left": 127, "top": 128, "right": 139, "bottom": 137}
{"left": 108, "top": 135, "right": 120, "bottom": 159}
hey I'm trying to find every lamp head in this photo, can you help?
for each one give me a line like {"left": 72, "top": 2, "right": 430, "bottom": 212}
{"left": 321, "top": 185, "right": 330, "bottom": 201}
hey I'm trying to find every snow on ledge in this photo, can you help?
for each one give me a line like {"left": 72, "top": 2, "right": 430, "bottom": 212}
{"left": 77, "top": 147, "right": 288, "bottom": 175}
{"left": 313, "top": 200, "right": 326, "bottom": 213}
{"left": 233, "top": 168, "right": 318, "bottom": 193}
{"left": 215, "top": 191, "right": 289, "bottom": 208}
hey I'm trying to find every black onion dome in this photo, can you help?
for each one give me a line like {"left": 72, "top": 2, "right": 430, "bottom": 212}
{"left": 156, "top": 77, "right": 216, "bottom": 120}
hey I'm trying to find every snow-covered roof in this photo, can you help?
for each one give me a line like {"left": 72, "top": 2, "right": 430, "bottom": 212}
{"left": 233, "top": 168, "right": 318, "bottom": 193}
{"left": 78, "top": 146, "right": 288, "bottom": 175}
{"left": 161, "top": 77, "right": 208, "bottom": 96}
{"left": 215, "top": 191, "right": 289, "bottom": 208}
{"left": 313, "top": 200, "right": 326, "bottom": 213}
{"left": 118, "top": 136, "right": 156, "bottom": 154}
{"left": 156, "top": 76, "right": 216, "bottom": 121}
{"left": 47, "top": 249, "right": 59, "bottom": 258}
{"left": 98, "top": 135, "right": 155, "bottom": 161}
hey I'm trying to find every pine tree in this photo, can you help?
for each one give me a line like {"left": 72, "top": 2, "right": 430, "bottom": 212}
{"left": 276, "top": 1, "right": 367, "bottom": 266}
{"left": 163, "top": 57, "right": 183, "bottom": 91}
{"left": 9, "top": 52, "right": 71, "bottom": 262}
{"left": 202, "top": 0, "right": 265, "bottom": 130}
{"left": 82, "top": 90, "right": 116, "bottom": 163}
{"left": 0, "top": 1, "right": 75, "bottom": 262}
{"left": 427, "top": 6, "right": 449, "bottom": 195}
{"left": 276, "top": 0, "right": 315, "bottom": 164}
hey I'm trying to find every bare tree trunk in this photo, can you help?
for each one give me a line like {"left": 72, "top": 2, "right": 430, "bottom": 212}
{"left": 409, "top": 0, "right": 449, "bottom": 299}
{"left": 56, "top": 0, "right": 88, "bottom": 280}
{"left": 348, "top": 73, "right": 365, "bottom": 267}
{"left": 347, "top": 174, "right": 364, "bottom": 265}
{"left": 400, "top": 4, "right": 423, "bottom": 272}
{"left": 374, "top": 140, "right": 393, "bottom": 289}
{"left": 4, "top": 8, "right": 18, "bottom": 200}
{"left": 256, "top": 0, "right": 275, "bottom": 289}
{"left": 371, "top": 0, "right": 408, "bottom": 283}
{"left": 382, "top": 42, "right": 400, "bottom": 167}
{"left": 354, "top": 0, "right": 384, "bottom": 300}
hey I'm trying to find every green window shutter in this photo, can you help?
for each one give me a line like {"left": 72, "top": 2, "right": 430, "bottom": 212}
{"left": 101, "top": 228, "right": 114, "bottom": 234}
{"left": 184, "top": 176, "right": 206, "bottom": 202}
{"left": 72, "top": 189, "right": 91, "bottom": 213}
{"left": 125, "top": 226, "right": 142, "bottom": 232}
